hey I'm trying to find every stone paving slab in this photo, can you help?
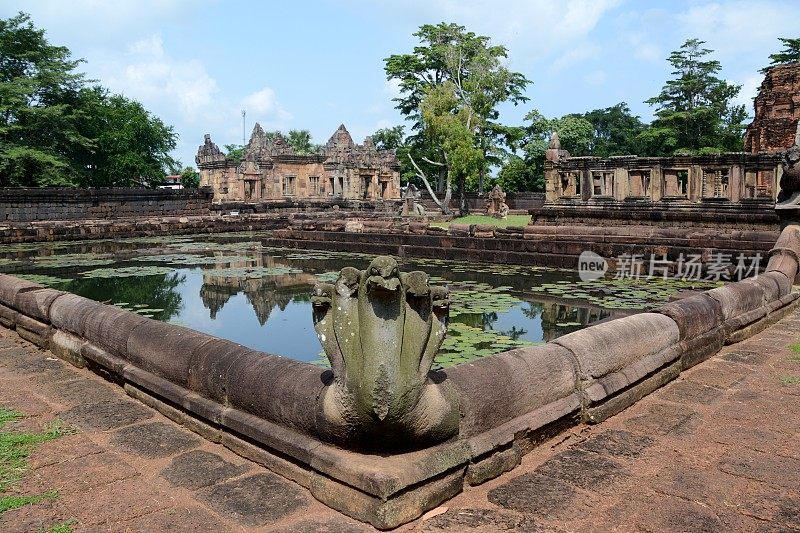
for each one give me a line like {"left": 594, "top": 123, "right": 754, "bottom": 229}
{"left": 0, "top": 308, "right": 798, "bottom": 531}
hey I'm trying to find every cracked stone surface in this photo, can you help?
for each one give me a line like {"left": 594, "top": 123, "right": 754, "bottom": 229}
{"left": 0, "top": 306, "right": 799, "bottom": 531}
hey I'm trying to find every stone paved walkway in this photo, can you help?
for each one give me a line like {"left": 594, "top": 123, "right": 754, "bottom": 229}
{"left": 0, "top": 311, "right": 799, "bottom": 532}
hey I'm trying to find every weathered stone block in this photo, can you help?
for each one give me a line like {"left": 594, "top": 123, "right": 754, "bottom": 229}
{"left": 654, "top": 294, "right": 722, "bottom": 340}
{"left": 446, "top": 344, "right": 578, "bottom": 437}
{"left": 49, "top": 293, "right": 106, "bottom": 337}
{"left": 127, "top": 321, "right": 215, "bottom": 386}
{"left": 0, "top": 273, "right": 40, "bottom": 308}
{"left": 13, "top": 288, "right": 64, "bottom": 323}
{"left": 465, "top": 445, "right": 521, "bottom": 486}
{"left": 187, "top": 338, "right": 255, "bottom": 404}
{"left": 705, "top": 282, "right": 766, "bottom": 321}
{"left": 554, "top": 313, "right": 680, "bottom": 382}
{"left": 223, "top": 351, "right": 325, "bottom": 434}
{"left": 309, "top": 467, "right": 465, "bottom": 530}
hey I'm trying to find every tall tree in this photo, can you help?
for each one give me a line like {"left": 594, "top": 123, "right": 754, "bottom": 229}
{"left": 371, "top": 125, "right": 405, "bottom": 150}
{"left": 580, "top": 102, "right": 647, "bottom": 156}
{"left": 384, "top": 22, "right": 530, "bottom": 214}
{"left": 371, "top": 125, "right": 417, "bottom": 186}
{"left": 179, "top": 166, "right": 200, "bottom": 188}
{"left": 643, "top": 38, "right": 745, "bottom": 155}
{"left": 223, "top": 144, "right": 245, "bottom": 163}
{"left": 0, "top": 12, "right": 179, "bottom": 187}
{"left": 0, "top": 12, "right": 93, "bottom": 186}
{"left": 79, "top": 89, "right": 177, "bottom": 187}
{"left": 762, "top": 37, "right": 800, "bottom": 72}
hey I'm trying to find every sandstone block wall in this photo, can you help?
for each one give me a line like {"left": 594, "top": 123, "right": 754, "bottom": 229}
{"left": 267, "top": 221, "right": 780, "bottom": 268}
{"left": 1, "top": 225, "right": 798, "bottom": 528}
{"left": 418, "top": 191, "right": 545, "bottom": 213}
{"left": 745, "top": 63, "right": 800, "bottom": 153}
{"left": 0, "top": 187, "right": 214, "bottom": 222}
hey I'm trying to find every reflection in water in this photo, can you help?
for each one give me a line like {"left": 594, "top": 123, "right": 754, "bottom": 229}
{"left": 61, "top": 272, "right": 186, "bottom": 322}
{"left": 0, "top": 233, "right": 630, "bottom": 365}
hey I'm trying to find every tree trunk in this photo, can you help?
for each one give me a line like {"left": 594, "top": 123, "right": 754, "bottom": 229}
{"left": 408, "top": 152, "right": 450, "bottom": 215}
{"left": 442, "top": 177, "right": 453, "bottom": 215}
{"left": 458, "top": 174, "right": 467, "bottom": 217}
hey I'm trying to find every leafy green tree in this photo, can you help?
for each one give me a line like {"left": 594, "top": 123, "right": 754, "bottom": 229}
{"left": 496, "top": 154, "right": 543, "bottom": 192}
{"left": 385, "top": 22, "right": 530, "bottom": 214}
{"left": 548, "top": 115, "right": 594, "bottom": 155}
{"left": 80, "top": 89, "right": 177, "bottom": 187}
{"left": 371, "top": 125, "right": 405, "bottom": 150}
{"left": 223, "top": 144, "right": 245, "bottom": 163}
{"left": 0, "top": 12, "right": 93, "bottom": 186}
{"left": 180, "top": 166, "right": 200, "bottom": 188}
{"left": 286, "top": 129, "right": 318, "bottom": 154}
{"left": 762, "top": 37, "right": 800, "bottom": 72}
{"left": 371, "top": 125, "right": 417, "bottom": 186}
{"left": 0, "top": 12, "right": 178, "bottom": 187}
{"left": 580, "top": 102, "right": 647, "bottom": 156}
{"left": 643, "top": 38, "right": 745, "bottom": 155}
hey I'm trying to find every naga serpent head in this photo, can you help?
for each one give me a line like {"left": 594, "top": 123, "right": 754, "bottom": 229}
{"left": 311, "top": 255, "right": 459, "bottom": 449}
{"left": 335, "top": 266, "right": 361, "bottom": 297}
{"left": 365, "top": 256, "right": 401, "bottom": 293}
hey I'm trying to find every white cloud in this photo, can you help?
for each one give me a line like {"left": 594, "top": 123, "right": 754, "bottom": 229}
{"left": 626, "top": 32, "right": 661, "bottom": 62}
{"left": 1, "top": 0, "right": 198, "bottom": 45}
{"left": 241, "top": 87, "right": 278, "bottom": 115}
{"left": 584, "top": 70, "right": 608, "bottom": 86}
{"left": 351, "top": 0, "right": 621, "bottom": 69}
{"left": 99, "top": 34, "right": 219, "bottom": 122}
{"left": 676, "top": 2, "right": 787, "bottom": 60}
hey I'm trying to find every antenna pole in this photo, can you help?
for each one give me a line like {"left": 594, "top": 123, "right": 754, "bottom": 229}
{"left": 242, "top": 109, "right": 246, "bottom": 146}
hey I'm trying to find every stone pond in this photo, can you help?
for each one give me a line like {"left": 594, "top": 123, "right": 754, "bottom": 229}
{"left": 0, "top": 231, "right": 718, "bottom": 368}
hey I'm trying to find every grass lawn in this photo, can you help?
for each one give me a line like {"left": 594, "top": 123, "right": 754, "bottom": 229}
{"left": 0, "top": 407, "right": 73, "bottom": 529}
{"left": 430, "top": 214, "right": 531, "bottom": 228}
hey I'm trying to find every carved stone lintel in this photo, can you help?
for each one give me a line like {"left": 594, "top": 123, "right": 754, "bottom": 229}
{"left": 311, "top": 256, "right": 459, "bottom": 449}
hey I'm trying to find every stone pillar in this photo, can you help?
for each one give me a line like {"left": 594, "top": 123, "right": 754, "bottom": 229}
{"left": 651, "top": 165, "right": 664, "bottom": 201}
{"left": 729, "top": 165, "right": 743, "bottom": 202}
{"left": 689, "top": 165, "right": 703, "bottom": 201}
{"left": 581, "top": 168, "right": 592, "bottom": 202}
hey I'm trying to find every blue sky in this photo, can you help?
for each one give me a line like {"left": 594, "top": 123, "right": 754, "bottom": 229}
{"left": 1, "top": 0, "right": 790, "bottom": 168}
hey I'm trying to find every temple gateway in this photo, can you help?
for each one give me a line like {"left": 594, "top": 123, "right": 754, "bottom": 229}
{"left": 196, "top": 124, "right": 401, "bottom": 203}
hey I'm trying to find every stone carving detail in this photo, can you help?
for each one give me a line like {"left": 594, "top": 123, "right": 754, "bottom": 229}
{"left": 195, "top": 134, "right": 226, "bottom": 166}
{"left": 486, "top": 184, "right": 509, "bottom": 218}
{"left": 400, "top": 184, "right": 426, "bottom": 216}
{"left": 311, "top": 256, "right": 459, "bottom": 448}
{"left": 777, "top": 123, "right": 800, "bottom": 203}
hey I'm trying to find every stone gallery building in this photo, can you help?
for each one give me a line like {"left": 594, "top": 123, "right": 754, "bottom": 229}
{"left": 535, "top": 62, "right": 799, "bottom": 228}
{"left": 196, "top": 124, "right": 401, "bottom": 203}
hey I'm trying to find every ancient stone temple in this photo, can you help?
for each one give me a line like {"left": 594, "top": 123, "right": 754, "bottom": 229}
{"left": 196, "top": 124, "right": 401, "bottom": 203}
{"left": 744, "top": 63, "right": 800, "bottom": 153}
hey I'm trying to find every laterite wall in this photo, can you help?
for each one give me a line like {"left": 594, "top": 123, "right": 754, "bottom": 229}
{"left": 0, "top": 187, "right": 215, "bottom": 222}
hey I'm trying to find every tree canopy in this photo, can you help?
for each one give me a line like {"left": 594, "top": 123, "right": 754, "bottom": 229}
{"left": 642, "top": 38, "right": 745, "bottom": 155}
{"left": 0, "top": 12, "right": 177, "bottom": 187}
{"left": 762, "top": 37, "right": 800, "bottom": 72}
{"left": 385, "top": 22, "right": 530, "bottom": 214}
